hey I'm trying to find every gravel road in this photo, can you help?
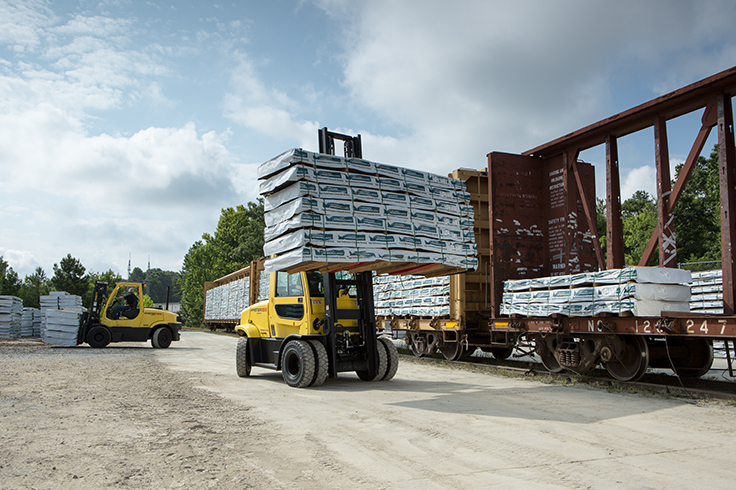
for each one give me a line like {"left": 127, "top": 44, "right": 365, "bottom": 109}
{"left": 1, "top": 331, "right": 735, "bottom": 489}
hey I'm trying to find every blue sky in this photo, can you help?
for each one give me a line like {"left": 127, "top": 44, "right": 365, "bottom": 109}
{"left": 1, "top": 0, "right": 736, "bottom": 279}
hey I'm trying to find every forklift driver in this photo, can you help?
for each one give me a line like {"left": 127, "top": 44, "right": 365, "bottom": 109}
{"left": 111, "top": 287, "right": 139, "bottom": 319}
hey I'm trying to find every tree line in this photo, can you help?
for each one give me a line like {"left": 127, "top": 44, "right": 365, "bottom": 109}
{"left": 0, "top": 254, "right": 181, "bottom": 309}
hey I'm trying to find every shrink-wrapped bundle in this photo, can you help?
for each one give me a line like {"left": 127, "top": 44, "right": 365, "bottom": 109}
{"left": 501, "top": 267, "right": 692, "bottom": 317}
{"left": 259, "top": 149, "right": 478, "bottom": 275}
{"left": 0, "top": 296, "right": 22, "bottom": 339}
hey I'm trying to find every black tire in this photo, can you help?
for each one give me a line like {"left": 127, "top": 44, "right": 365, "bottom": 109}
{"left": 152, "top": 327, "right": 172, "bottom": 349}
{"left": 281, "top": 340, "right": 316, "bottom": 388}
{"left": 378, "top": 337, "right": 399, "bottom": 381}
{"left": 356, "top": 338, "right": 388, "bottom": 381}
{"left": 87, "top": 325, "right": 111, "bottom": 348}
{"left": 308, "top": 340, "right": 329, "bottom": 387}
{"left": 236, "top": 336, "right": 252, "bottom": 377}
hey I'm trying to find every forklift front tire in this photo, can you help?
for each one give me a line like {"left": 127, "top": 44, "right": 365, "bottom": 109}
{"left": 281, "top": 340, "right": 315, "bottom": 388}
{"left": 152, "top": 327, "right": 172, "bottom": 349}
{"left": 236, "top": 336, "right": 252, "bottom": 377}
{"left": 87, "top": 325, "right": 111, "bottom": 348}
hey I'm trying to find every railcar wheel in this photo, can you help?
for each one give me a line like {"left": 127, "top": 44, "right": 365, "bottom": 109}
{"left": 282, "top": 340, "right": 315, "bottom": 388}
{"left": 356, "top": 338, "right": 388, "bottom": 381}
{"left": 540, "top": 354, "right": 563, "bottom": 373}
{"left": 490, "top": 346, "right": 514, "bottom": 360}
{"left": 440, "top": 342, "right": 476, "bottom": 361}
{"left": 378, "top": 337, "right": 399, "bottom": 381}
{"left": 236, "top": 336, "right": 252, "bottom": 377}
{"left": 604, "top": 335, "right": 649, "bottom": 381}
{"left": 668, "top": 338, "right": 714, "bottom": 378}
{"left": 308, "top": 340, "right": 329, "bottom": 387}
{"left": 408, "top": 333, "right": 427, "bottom": 357}
{"left": 87, "top": 325, "right": 111, "bottom": 348}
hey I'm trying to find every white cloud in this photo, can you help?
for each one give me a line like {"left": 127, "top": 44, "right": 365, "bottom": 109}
{"left": 223, "top": 54, "right": 319, "bottom": 149}
{"left": 621, "top": 166, "right": 657, "bottom": 201}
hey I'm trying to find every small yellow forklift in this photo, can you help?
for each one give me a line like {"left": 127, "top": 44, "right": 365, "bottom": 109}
{"left": 79, "top": 281, "right": 181, "bottom": 348}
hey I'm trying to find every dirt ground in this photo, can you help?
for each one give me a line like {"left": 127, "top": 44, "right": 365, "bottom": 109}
{"left": 2, "top": 331, "right": 736, "bottom": 490}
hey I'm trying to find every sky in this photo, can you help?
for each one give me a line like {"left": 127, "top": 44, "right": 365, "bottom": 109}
{"left": 2, "top": 0, "right": 736, "bottom": 279}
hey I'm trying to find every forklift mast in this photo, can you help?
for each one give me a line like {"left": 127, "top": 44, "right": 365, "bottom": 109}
{"left": 322, "top": 271, "right": 378, "bottom": 379}
{"left": 79, "top": 281, "right": 108, "bottom": 343}
{"left": 318, "top": 127, "right": 362, "bottom": 159}
{"left": 317, "top": 127, "right": 378, "bottom": 379}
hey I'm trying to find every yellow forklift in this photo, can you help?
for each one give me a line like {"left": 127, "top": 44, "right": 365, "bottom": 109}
{"left": 234, "top": 129, "right": 398, "bottom": 387}
{"left": 79, "top": 281, "right": 181, "bottom": 348}
{"left": 235, "top": 270, "right": 398, "bottom": 387}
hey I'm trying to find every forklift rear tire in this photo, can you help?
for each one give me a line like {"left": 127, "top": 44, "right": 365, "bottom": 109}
{"left": 282, "top": 340, "right": 315, "bottom": 388}
{"left": 87, "top": 325, "right": 111, "bottom": 348}
{"left": 308, "top": 340, "right": 328, "bottom": 387}
{"left": 152, "top": 327, "right": 172, "bottom": 349}
{"left": 236, "top": 336, "right": 252, "bottom": 377}
{"left": 356, "top": 338, "right": 388, "bottom": 381}
{"left": 378, "top": 337, "right": 399, "bottom": 381}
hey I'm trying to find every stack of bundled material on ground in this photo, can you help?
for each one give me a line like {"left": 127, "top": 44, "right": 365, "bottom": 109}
{"left": 258, "top": 149, "right": 478, "bottom": 276}
{"left": 42, "top": 310, "right": 82, "bottom": 346}
{"left": 501, "top": 267, "right": 692, "bottom": 317}
{"left": 690, "top": 270, "right": 723, "bottom": 314}
{"left": 0, "top": 296, "right": 22, "bottom": 339}
{"left": 373, "top": 274, "right": 450, "bottom": 317}
{"left": 21, "top": 308, "right": 37, "bottom": 337}
{"left": 32, "top": 310, "right": 42, "bottom": 337}
{"left": 205, "top": 277, "right": 250, "bottom": 320}
{"left": 40, "top": 292, "right": 84, "bottom": 345}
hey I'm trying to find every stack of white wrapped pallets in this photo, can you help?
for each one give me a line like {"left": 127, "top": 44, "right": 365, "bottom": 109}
{"left": 204, "top": 277, "right": 251, "bottom": 321}
{"left": 40, "top": 292, "right": 84, "bottom": 346}
{"left": 21, "top": 307, "right": 36, "bottom": 337}
{"left": 259, "top": 149, "right": 478, "bottom": 276}
{"left": 373, "top": 274, "right": 450, "bottom": 317}
{"left": 32, "top": 310, "right": 42, "bottom": 337}
{"left": 690, "top": 270, "right": 723, "bottom": 314}
{"left": 43, "top": 310, "right": 82, "bottom": 346}
{"left": 502, "top": 267, "right": 692, "bottom": 317}
{"left": 0, "top": 296, "right": 22, "bottom": 339}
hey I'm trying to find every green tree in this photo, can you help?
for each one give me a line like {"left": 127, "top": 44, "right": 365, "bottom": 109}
{"left": 0, "top": 256, "right": 22, "bottom": 296}
{"left": 85, "top": 269, "right": 124, "bottom": 307}
{"left": 18, "top": 267, "right": 51, "bottom": 308}
{"left": 621, "top": 191, "right": 658, "bottom": 265}
{"left": 144, "top": 268, "right": 181, "bottom": 303}
{"left": 179, "top": 240, "right": 219, "bottom": 327}
{"left": 178, "top": 199, "right": 265, "bottom": 327}
{"left": 50, "top": 254, "right": 89, "bottom": 300}
{"left": 674, "top": 145, "right": 721, "bottom": 264}
{"left": 129, "top": 267, "right": 146, "bottom": 282}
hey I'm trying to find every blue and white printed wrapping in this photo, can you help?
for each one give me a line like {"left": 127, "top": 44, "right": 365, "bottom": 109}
{"left": 501, "top": 267, "right": 692, "bottom": 317}
{"left": 259, "top": 149, "right": 478, "bottom": 274}
{"left": 690, "top": 269, "right": 724, "bottom": 314}
{"left": 205, "top": 277, "right": 250, "bottom": 321}
{"left": 373, "top": 274, "right": 451, "bottom": 317}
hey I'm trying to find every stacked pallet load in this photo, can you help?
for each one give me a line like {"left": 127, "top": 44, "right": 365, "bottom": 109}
{"left": 204, "top": 277, "right": 250, "bottom": 321}
{"left": 690, "top": 270, "right": 723, "bottom": 314}
{"left": 259, "top": 149, "right": 478, "bottom": 275}
{"left": 21, "top": 307, "right": 37, "bottom": 337}
{"left": 501, "top": 267, "right": 691, "bottom": 317}
{"left": 40, "top": 292, "right": 84, "bottom": 346}
{"left": 32, "top": 310, "right": 42, "bottom": 337}
{"left": 374, "top": 274, "right": 450, "bottom": 317}
{"left": 0, "top": 296, "right": 22, "bottom": 339}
